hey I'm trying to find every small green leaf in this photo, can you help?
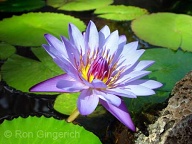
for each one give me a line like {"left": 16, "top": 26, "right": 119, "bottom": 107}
{"left": 131, "top": 13, "right": 192, "bottom": 51}
{"left": 141, "top": 48, "right": 192, "bottom": 91}
{"left": 0, "top": 116, "right": 102, "bottom": 144}
{"left": 1, "top": 53, "right": 63, "bottom": 93}
{"left": 94, "top": 5, "right": 148, "bottom": 21}
{"left": 47, "top": 0, "right": 113, "bottom": 11}
{"left": 0, "top": 12, "right": 85, "bottom": 46}
{"left": 0, "top": 43, "right": 16, "bottom": 60}
{"left": 54, "top": 93, "right": 79, "bottom": 115}
{"left": 0, "top": 0, "right": 45, "bottom": 12}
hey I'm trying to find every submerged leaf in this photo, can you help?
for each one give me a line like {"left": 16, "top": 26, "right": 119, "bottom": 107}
{"left": 47, "top": 0, "right": 113, "bottom": 11}
{"left": 131, "top": 13, "right": 192, "bottom": 51}
{"left": 0, "top": 116, "right": 102, "bottom": 144}
{"left": 94, "top": 5, "right": 148, "bottom": 21}
{"left": 0, "top": 12, "right": 85, "bottom": 46}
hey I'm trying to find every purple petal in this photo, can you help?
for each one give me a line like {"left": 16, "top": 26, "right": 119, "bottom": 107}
{"left": 30, "top": 74, "right": 74, "bottom": 92}
{"left": 44, "top": 34, "right": 68, "bottom": 58}
{"left": 128, "top": 80, "right": 163, "bottom": 89}
{"left": 56, "top": 79, "right": 88, "bottom": 92}
{"left": 103, "top": 30, "right": 119, "bottom": 56}
{"left": 100, "top": 99, "right": 136, "bottom": 131}
{"left": 94, "top": 90, "right": 121, "bottom": 106}
{"left": 134, "top": 60, "right": 154, "bottom": 71}
{"left": 91, "top": 79, "right": 107, "bottom": 88}
{"left": 78, "top": 89, "right": 99, "bottom": 115}
{"left": 124, "top": 85, "right": 155, "bottom": 96}
{"left": 99, "top": 25, "right": 110, "bottom": 48}
{"left": 68, "top": 23, "right": 85, "bottom": 54}
{"left": 85, "top": 21, "right": 99, "bottom": 55}
{"left": 104, "top": 88, "right": 137, "bottom": 98}
{"left": 115, "top": 71, "right": 151, "bottom": 85}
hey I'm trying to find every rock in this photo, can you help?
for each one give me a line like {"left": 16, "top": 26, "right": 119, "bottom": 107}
{"left": 135, "top": 71, "right": 192, "bottom": 144}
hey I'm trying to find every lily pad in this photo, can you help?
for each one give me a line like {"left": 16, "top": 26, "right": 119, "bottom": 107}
{"left": 0, "top": 0, "right": 45, "bottom": 12}
{"left": 47, "top": 0, "right": 113, "bottom": 11}
{"left": 0, "top": 12, "right": 85, "bottom": 46}
{"left": 1, "top": 48, "right": 63, "bottom": 92}
{"left": 0, "top": 116, "right": 101, "bottom": 144}
{"left": 131, "top": 13, "right": 192, "bottom": 51}
{"left": 124, "top": 91, "right": 170, "bottom": 114}
{"left": 54, "top": 93, "right": 79, "bottom": 115}
{"left": 0, "top": 43, "right": 16, "bottom": 60}
{"left": 141, "top": 48, "right": 192, "bottom": 91}
{"left": 94, "top": 5, "right": 148, "bottom": 21}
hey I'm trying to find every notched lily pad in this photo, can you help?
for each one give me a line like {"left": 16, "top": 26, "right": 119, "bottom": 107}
{"left": 0, "top": 116, "right": 102, "bottom": 144}
{"left": 0, "top": 12, "right": 85, "bottom": 46}
{"left": 47, "top": 0, "right": 113, "bottom": 11}
{"left": 0, "top": 43, "right": 16, "bottom": 60}
{"left": 141, "top": 48, "right": 192, "bottom": 91}
{"left": 0, "top": 0, "right": 45, "bottom": 12}
{"left": 131, "top": 13, "right": 192, "bottom": 51}
{"left": 1, "top": 49, "right": 63, "bottom": 93}
{"left": 94, "top": 5, "right": 148, "bottom": 21}
{"left": 54, "top": 93, "right": 79, "bottom": 115}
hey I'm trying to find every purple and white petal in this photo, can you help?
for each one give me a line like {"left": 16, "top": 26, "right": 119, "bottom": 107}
{"left": 78, "top": 89, "right": 99, "bottom": 115}
{"left": 99, "top": 25, "right": 110, "bottom": 48}
{"left": 104, "top": 88, "right": 137, "bottom": 98}
{"left": 100, "top": 99, "right": 136, "bottom": 131}
{"left": 133, "top": 60, "right": 154, "bottom": 71}
{"left": 94, "top": 90, "right": 121, "bottom": 106}
{"left": 128, "top": 80, "right": 163, "bottom": 89}
{"left": 102, "top": 30, "right": 119, "bottom": 56}
{"left": 85, "top": 21, "right": 99, "bottom": 56}
{"left": 68, "top": 23, "right": 85, "bottom": 54}
{"left": 56, "top": 79, "right": 88, "bottom": 92}
{"left": 91, "top": 79, "right": 107, "bottom": 88}
{"left": 30, "top": 74, "right": 73, "bottom": 92}
{"left": 124, "top": 85, "right": 155, "bottom": 96}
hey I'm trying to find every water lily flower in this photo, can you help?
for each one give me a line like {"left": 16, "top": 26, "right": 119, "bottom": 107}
{"left": 30, "top": 21, "right": 162, "bottom": 131}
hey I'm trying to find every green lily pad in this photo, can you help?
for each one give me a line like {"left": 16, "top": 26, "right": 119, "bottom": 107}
{"left": 47, "top": 0, "right": 113, "bottom": 11}
{"left": 0, "top": 43, "right": 16, "bottom": 60}
{"left": 94, "top": 5, "right": 148, "bottom": 21}
{"left": 141, "top": 48, "right": 192, "bottom": 91}
{"left": 0, "top": 116, "right": 101, "bottom": 144}
{"left": 0, "top": 0, "right": 45, "bottom": 12}
{"left": 131, "top": 13, "right": 192, "bottom": 51}
{"left": 0, "top": 12, "right": 85, "bottom": 46}
{"left": 1, "top": 49, "right": 63, "bottom": 92}
{"left": 54, "top": 93, "right": 79, "bottom": 115}
{"left": 124, "top": 91, "right": 170, "bottom": 114}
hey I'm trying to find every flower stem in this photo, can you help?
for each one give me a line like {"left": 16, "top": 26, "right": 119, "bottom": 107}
{"left": 66, "top": 108, "right": 80, "bottom": 122}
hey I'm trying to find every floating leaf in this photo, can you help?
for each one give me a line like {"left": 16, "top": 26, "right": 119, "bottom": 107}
{"left": 0, "top": 0, "right": 45, "bottom": 12}
{"left": 48, "top": 0, "right": 113, "bottom": 11}
{"left": 0, "top": 43, "right": 16, "bottom": 60}
{"left": 124, "top": 91, "right": 170, "bottom": 114}
{"left": 0, "top": 116, "right": 101, "bottom": 144}
{"left": 54, "top": 93, "right": 79, "bottom": 115}
{"left": 94, "top": 5, "right": 148, "bottom": 21}
{"left": 131, "top": 13, "right": 192, "bottom": 51}
{"left": 141, "top": 48, "right": 192, "bottom": 91}
{"left": 0, "top": 12, "right": 85, "bottom": 46}
{"left": 1, "top": 48, "right": 63, "bottom": 92}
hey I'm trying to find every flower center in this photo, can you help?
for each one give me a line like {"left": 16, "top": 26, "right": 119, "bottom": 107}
{"left": 82, "top": 57, "right": 109, "bottom": 83}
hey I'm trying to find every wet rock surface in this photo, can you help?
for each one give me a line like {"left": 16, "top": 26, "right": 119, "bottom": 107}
{"left": 135, "top": 71, "right": 192, "bottom": 144}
